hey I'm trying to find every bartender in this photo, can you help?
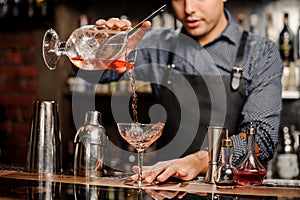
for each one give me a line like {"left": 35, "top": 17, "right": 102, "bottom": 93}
{"left": 95, "top": 0, "right": 283, "bottom": 183}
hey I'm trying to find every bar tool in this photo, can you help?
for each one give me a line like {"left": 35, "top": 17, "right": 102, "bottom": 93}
{"left": 204, "top": 126, "right": 224, "bottom": 184}
{"left": 26, "top": 100, "right": 62, "bottom": 174}
{"left": 74, "top": 111, "right": 107, "bottom": 177}
{"left": 214, "top": 129, "right": 238, "bottom": 188}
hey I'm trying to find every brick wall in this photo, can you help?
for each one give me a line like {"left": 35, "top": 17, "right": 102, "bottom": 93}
{"left": 0, "top": 31, "right": 38, "bottom": 165}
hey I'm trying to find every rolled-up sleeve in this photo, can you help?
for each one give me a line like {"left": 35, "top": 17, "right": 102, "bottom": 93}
{"left": 232, "top": 38, "right": 283, "bottom": 165}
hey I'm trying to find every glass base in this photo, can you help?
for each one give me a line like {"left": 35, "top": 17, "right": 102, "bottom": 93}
{"left": 42, "top": 28, "right": 61, "bottom": 70}
{"left": 215, "top": 184, "right": 237, "bottom": 189}
{"left": 123, "top": 180, "right": 157, "bottom": 187}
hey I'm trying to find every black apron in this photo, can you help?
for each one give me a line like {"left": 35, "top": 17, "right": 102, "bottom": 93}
{"left": 152, "top": 31, "right": 248, "bottom": 160}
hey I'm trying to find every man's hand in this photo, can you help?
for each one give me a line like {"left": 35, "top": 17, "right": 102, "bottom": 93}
{"left": 95, "top": 18, "right": 151, "bottom": 73}
{"left": 130, "top": 150, "right": 209, "bottom": 184}
{"left": 145, "top": 189, "right": 186, "bottom": 200}
{"left": 95, "top": 18, "right": 131, "bottom": 30}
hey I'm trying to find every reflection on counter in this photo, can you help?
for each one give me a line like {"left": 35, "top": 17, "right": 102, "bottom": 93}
{"left": 0, "top": 169, "right": 300, "bottom": 200}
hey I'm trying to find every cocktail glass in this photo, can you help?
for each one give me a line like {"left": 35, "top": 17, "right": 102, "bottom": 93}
{"left": 117, "top": 122, "right": 165, "bottom": 187}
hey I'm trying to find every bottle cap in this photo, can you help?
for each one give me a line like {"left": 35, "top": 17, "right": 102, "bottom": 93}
{"left": 222, "top": 129, "right": 233, "bottom": 147}
{"left": 85, "top": 111, "right": 102, "bottom": 125}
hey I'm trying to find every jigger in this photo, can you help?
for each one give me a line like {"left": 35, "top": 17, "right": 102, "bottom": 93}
{"left": 204, "top": 126, "right": 224, "bottom": 184}
{"left": 26, "top": 100, "right": 62, "bottom": 174}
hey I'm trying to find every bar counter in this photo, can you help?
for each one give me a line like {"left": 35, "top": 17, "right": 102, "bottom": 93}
{"left": 0, "top": 169, "right": 299, "bottom": 199}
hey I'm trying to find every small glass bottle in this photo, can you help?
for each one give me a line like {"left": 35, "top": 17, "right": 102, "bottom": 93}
{"left": 74, "top": 111, "right": 107, "bottom": 177}
{"left": 214, "top": 129, "right": 238, "bottom": 189}
{"left": 237, "top": 122, "right": 266, "bottom": 186}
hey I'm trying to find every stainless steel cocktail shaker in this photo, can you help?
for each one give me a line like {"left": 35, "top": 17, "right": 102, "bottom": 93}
{"left": 26, "top": 100, "right": 62, "bottom": 174}
{"left": 74, "top": 111, "right": 107, "bottom": 177}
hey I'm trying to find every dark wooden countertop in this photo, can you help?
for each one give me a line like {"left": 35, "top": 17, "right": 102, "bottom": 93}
{"left": 0, "top": 170, "right": 299, "bottom": 199}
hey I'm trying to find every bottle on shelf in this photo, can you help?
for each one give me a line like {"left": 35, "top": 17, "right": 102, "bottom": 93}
{"left": 0, "top": 0, "right": 8, "bottom": 18}
{"left": 249, "top": 14, "right": 259, "bottom": 35}
{"left": 39, "top": 0, "right": 47, "bottom": 17}
{"left": 237, "top": 13, "right": 245, "bottom": 30}
{"left": 265, "top": 12, "right": 278, "bottom": 43}
{"left": 279, "top": 12, "right": 295, "bottom": 67}
{"left": 237, "top": 122, "right": 266, "bottom": 186}
{"left": 297, "top": 8, "right": 300, "bottom": 61}
{"left": 276, "top": 126, "right": 299, "bottom": 179}
{"left": 290, "top": 126, "right": 300, "bottom": 174}
{"left": 12, "top": 0, "right": 21, "bottom": 17}
{"left": 287, "top": 62, "right": 298, "bottom": 91}
{"left": 214, "top": 129, "right": 238, "bottom": 189}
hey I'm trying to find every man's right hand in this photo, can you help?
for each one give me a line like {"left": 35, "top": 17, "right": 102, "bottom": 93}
{"left": 95, "top": 18, "right": 151, "bottom": 73}
{"left": 130, "top": 150, "right": 209, "bottom": 184}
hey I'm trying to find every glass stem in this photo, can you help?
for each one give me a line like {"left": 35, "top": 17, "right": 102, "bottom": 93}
{"left": 137, "top": 151, "right": 144, "bottom": 187}
{"left": 57, "top": 42, "right": 66, "bottom": 56}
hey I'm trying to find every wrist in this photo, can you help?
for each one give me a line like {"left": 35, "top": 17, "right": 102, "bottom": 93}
{"left": 185, "top": 150, "right": 209, "bottom": 175}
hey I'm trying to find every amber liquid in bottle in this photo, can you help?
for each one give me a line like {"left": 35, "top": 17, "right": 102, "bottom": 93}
{"left": 214, "top": 130, "right": 238, "bottom": 189}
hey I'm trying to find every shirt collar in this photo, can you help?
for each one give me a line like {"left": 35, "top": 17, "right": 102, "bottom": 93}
{"left": 221, "top": 9, "right": 242, "bottom": 46}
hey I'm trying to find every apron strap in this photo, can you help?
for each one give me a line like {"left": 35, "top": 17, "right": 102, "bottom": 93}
{"left": 166, "top": 33, "right": 177, "bottom": 85}
{"left": 231, "top": 31, "right": 248, "bottom": 91}
{"left": 165, "top": 30, "right": 249, "bottom": 89}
